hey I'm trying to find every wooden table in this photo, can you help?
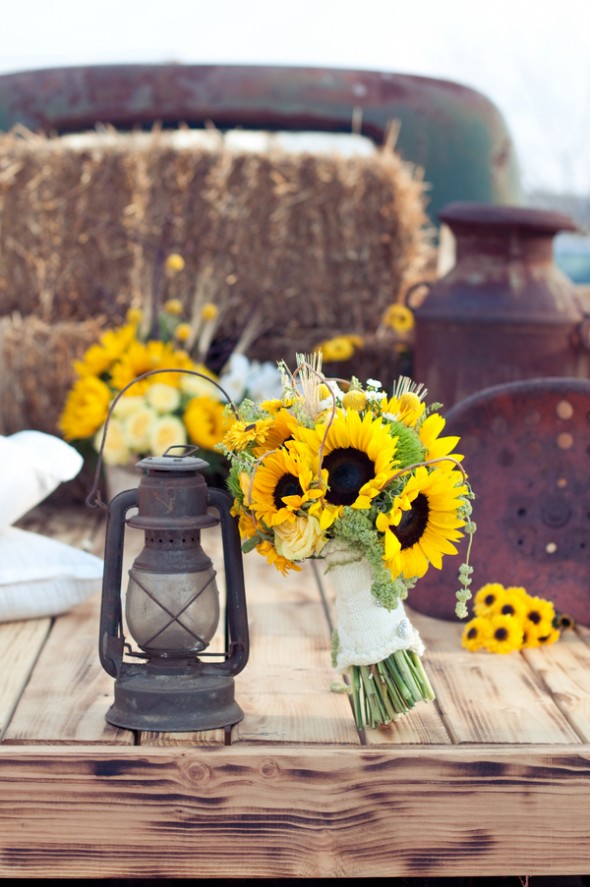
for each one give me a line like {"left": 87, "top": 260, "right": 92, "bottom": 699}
{"left": 1, "top": 503, "right": 590, "bottom": 880}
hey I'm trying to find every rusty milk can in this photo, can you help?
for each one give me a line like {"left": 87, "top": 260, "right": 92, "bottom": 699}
{"left": 407, "top": 202, "right": 590, "bottom": 410}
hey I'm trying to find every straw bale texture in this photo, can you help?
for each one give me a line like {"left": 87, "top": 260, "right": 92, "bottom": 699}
{"left": 0, "top": 126, "right": 434, "bottom": 433}
{"left": 0, "top": 314, "right": 105, "bottom": 436}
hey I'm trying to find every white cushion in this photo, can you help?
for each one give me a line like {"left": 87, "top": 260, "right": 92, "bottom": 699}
{"left": 0, "top": 526, "right": 103, "bottom": 622}
{"left": 0, "top": 431, "right": 83, "bottom": 529}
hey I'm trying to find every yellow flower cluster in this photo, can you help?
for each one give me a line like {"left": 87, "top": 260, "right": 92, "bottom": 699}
{"left": 221, "top": 359, "right": 475, "bottom": 616}
{"left": 58, "top": 309, "right": 229, "bottom": 466}
{"left": 313, "top": 334, "right": 364, "bottom": 363}
{"left": 461, "top": 583, "right": 560, "bottom": 654}
{"left": 381, "top": 303, "right": 414, "bottom": 334}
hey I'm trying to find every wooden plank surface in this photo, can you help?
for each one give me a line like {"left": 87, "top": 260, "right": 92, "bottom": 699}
{"left": 412, "top": 609, "right": 582, "bottom": 745}
{"left": 522, "top": 626, "right": 590, "bottom": 742}
{"left": 0, "top": 617, "right": 51, "bottom": 741}
{"left": 3, "top": 594, "right": 133, "bottom": 745}
{"left": 1, "top": 744, "right": 589, "bottom": 879}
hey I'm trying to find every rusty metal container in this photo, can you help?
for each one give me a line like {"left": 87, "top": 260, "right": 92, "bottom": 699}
{"left": 409, "top": 377, "right": 590, "bottom": 625}
{"left": 407, "top": 203, "right": 590, "bottom": 410}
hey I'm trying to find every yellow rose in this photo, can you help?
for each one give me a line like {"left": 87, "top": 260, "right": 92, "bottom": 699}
{"left": 179, "top": 364, "right": 221, "bottom": 399}
{"left": 123, "top": 405, "right": 158, "bottom": 451}
{"left": 274, "top": 514, "right": 327, "bottom": 562}
{"left": 95, "top": 417, "right": 131, "bottom": 466}
{"left": 148, "top": 415, "right": 187, "bottom": 456}
{"left": 145, "top": 383, "right": 181, "bottom": 414}
{"left": 111, "top": 395, "right": 146, "bottom": 420}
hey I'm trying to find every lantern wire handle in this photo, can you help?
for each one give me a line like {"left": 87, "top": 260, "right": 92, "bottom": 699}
{"left": 86, "top": 367, "right": 239, "bottom": 511}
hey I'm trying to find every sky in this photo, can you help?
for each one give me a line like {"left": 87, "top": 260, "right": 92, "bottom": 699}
{"left": 0, "top": 0, "right": 589, "bottom": 197}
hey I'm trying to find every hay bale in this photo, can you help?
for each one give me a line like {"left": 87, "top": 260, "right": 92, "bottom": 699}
{"left": 0, "top": 314, "right": 105, "bottom": 435}
{"left": 0, "top": 127, "right": 433, "bottom": 325}
{"left": 0, "top": 126, "right": 434, "bottom": 432}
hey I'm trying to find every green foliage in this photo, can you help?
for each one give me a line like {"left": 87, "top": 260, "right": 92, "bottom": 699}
{"left": 331, "top": 507, "right": 410, "bottom": 610}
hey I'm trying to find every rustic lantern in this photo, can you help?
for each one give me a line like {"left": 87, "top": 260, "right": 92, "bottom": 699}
{"left": 98, "top": 446, "right": 249, "bottom": 733}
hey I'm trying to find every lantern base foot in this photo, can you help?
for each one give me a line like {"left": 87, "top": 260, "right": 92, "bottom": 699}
{"left": 106, "top": 665, "right": 244, "bottom": 732}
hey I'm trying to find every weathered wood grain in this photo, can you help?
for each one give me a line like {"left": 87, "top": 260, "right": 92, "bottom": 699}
{"left": 4, "top": 504, "right": 590, "bottom": 880}
{"left": 411, "top": 608, "right": 581, "bottom": 745}
{"left": 1, "top": 745, "right": 589, "bottom": 879}
{"left": 3, "top": 594, "right": 132, "bottom": 745}
{"left": 0, "top": 617, "right": 51, "bottom": 740}
{"left": 522, "top": 628, "right": 590, "bottom": 742}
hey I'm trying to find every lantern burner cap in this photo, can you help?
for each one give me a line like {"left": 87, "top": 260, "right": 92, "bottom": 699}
{"left": 137, "top": 453, "right": 211, "bottom": 473}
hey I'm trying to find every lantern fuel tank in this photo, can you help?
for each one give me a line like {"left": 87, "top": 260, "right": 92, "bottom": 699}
{"left": 407, "top": 203, "right": 590, "bottom": 410}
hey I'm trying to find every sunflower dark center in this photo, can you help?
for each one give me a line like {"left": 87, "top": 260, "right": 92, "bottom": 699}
{"left": 501, "top": 604, "right": 515, "bottom": 616}
{"left": 273, "top": 473, "right": 303, "bottom": 509}
{"left": 528, "top": 610, "right": 542, "bottom": 624}
{"left": 392, "top": 492, "right": 430, "bottom": 550}
{"left": 494, "top": 627, "right": 509, "bottom": 641}
{"left": 323, "top": 447, "right": 375, "bottom": 506}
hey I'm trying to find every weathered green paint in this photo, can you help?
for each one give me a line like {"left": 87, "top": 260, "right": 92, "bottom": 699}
{"left": 0, "top": 63, "right": 523, "bottom": 224}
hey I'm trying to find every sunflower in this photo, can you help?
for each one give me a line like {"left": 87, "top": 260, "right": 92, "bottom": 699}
{"left": 248, "top": 443, "right": 325, "bottom": 528}
{"left": 521, "top": 595, "right": 557, "bottom": 646}
{"left": 184, "top": 396, "right": 230, "bottom": 451}
{"left": 418, "top": 413, "right": 464, "bottom": 467}
{"left": 376, "top": 465, "right": 467, "bottom": 580}
{"left": 486, "top": 614, "right": 523, "bottom": 654}
{"left": 109, "top": 340, "right": 195, "bottom": 394}
{"left": 222, "top": 417, "right": 274, "bottom": 453}
{"left": 473, "top": 583, "right": 507, "bottom": 618}
{"left": 535, "top": 627, "right": 561, "bottom": 647}
{"left": 461, "top": 616, "right": 492, "bottom": 652}
{"left": 314, "top": 334, "right": 363, "bottom": 363}
{"left": 59, "top": 375, "right": 112, "bottom": 440}
{"left": 297, "top": 409, "right": 399, "bottom": 511}
{"left": 72, "top": 321, "right": 138, "bottom": 378}
{"left": 381, "top": 302, "right": 415, "bottom": 334}
{"left": 252, "top": 407, "right": 299, "bottom": 457}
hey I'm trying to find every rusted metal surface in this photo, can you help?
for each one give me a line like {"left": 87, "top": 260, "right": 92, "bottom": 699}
{"left": 411, "top": 377, "right": 590, "bottom": 624}
{"left": 408, "top": 202, "right": 590, "bottom": 409}
{"left": 0, "top": 63, "right": 522, "bottom": 222}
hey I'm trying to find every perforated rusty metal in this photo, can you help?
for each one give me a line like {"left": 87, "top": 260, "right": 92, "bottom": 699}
{"left": 410, "top": 378, "right": 590, "bottom": 625}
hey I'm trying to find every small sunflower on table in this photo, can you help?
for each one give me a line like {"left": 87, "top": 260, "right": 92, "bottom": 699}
{"left": 461, "top": 582, "right": 566, "bottom": 653}
{"left": 219, "top": 353, "right": 476, "bottom": 730}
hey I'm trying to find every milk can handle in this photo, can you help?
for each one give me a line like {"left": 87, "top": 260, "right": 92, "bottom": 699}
{"left": 403, "top": 280, "right": 432, "bottom": 308}
{"left": 578, "top": 316, "right": 590, "bottom": 352}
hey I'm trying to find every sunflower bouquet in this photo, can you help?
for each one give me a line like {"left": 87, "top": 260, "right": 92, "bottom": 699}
{"left": 219, "top": 353, "right": 476, "bottom": 730}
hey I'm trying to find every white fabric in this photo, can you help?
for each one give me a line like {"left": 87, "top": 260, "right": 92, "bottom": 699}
{"left": 0, "top": 525, "right": 103, "bottom": 622}
{"left": 324, "top": 546, "right": 425, "bottom": 671}
{"left": 0, "top": 431, "right": 83, "bottom": 528}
